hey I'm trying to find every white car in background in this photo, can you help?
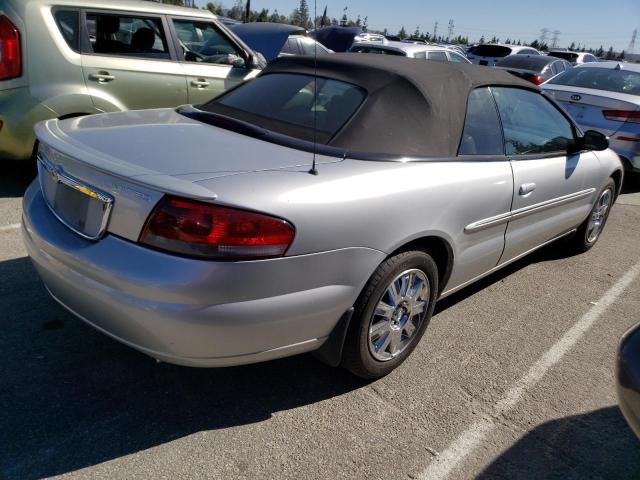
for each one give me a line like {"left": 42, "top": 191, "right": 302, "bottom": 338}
{"left": 547, "top": 50, "right": 599, "bottom": 66}
{"left": 467, "top": 44, "right": 541, "bottom": 66}
{"left": 349, "top": 41, "right": 470, "bottom": 63}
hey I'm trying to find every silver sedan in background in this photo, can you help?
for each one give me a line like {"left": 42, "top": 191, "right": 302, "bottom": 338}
{"left": 542, "top": 62, "right": 640, "bottom": 176}
{"left": 22, "top": 55, "right": 623, "bottom": 378}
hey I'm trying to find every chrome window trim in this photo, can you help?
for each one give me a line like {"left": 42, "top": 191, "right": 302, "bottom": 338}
{"left": 37, "top": 151, "right": 114, "bottom": 241}
{"left": 465, "top": 188, "right": 596, "bottom": 233}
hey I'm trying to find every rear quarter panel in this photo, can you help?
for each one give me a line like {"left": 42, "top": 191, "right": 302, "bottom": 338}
{"left": 197, "top": 158, "right": 515, "bottom": 292}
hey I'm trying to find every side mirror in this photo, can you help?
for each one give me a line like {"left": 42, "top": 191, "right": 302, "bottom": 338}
{"left": 582, "top": 130, "right": 609, "bottom": 151}
{"left": 232, "top": 57, "right": 246, "bottom": 69}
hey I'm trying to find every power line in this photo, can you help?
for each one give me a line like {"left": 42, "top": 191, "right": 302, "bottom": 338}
{"left": 447, "top": 19, "right": 454, "bottom": 40}
{"left": 539, "top": 27, "right": 549, "bottom": 44}
{"left": 433, "top": 20, "right": 438, "bottom": 39}
{"left": 551, "top": 30, "right": 561, "bottom": 48}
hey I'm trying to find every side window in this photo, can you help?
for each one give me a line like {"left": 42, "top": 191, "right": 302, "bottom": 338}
{"left": 299, "top": 37, "right": 323, "bottom": 56}
{"left": 426, "top": 51, "right": 448, "bottom": 62}
{"left": 55, "top": 10, "right": 80, "bottom": 52}
{"left": 448, "top": 52, "right": 468, "bottom": 63}
{"left": 550, "top": 61, "right": 561, "bottom": 75}
{"left": 86, "top": 13, "right": 170, "bottom": 59}
{"left": 492, "top": 87, "right": 575, "bottom": 156}
{"left": 458, "top": 87, "right": 504, "bottom": 155}
{"left": 173, "top": 20, "right": 243, "bottom": 64}
{"left": 414, "top": 51, "right": 426, "bottom": 59}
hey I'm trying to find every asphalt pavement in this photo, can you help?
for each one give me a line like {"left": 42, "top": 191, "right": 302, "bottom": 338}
{"left": 1, "top": 165, "right": 639, "bottom": 480}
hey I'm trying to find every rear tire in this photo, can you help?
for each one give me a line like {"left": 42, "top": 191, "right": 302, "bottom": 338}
{"left": 342, "top": 250, "right": 438, "bottom": 379}
{"left": 566, "top": 178, "right": 615, "bottom": 254}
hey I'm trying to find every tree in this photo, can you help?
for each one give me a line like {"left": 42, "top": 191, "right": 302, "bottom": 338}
{"left": 595, "top": 45, "right": 604, "bottom": 57}
{"left": 479, "top": 35, "right": 485, "bottom": 44}
{"left": 569, "top": 41, "right": 576, "bottom": 50}
{"left": 606, "top": 46, "right": 614, "bottom": 59}
{"left": 529, "top": 39, "right": 541, "bottom": 50}
{"left": 362, "top": 16, "right": 368, "bottom": 33}
{"left": 204, "top": 2, "right": 224, "bottom": 15}
{"left": 256, "top": 8, "right": 269, "bottom": 22}
{"left": 161, "top": 0, "right": 184, "bottom": 5}
{"left": 291, "top": 0, "right": 311, "bottom": 29}
{"left": 413, "top": 26, "right": 421, "bottom": 38}
{"left": 228, "top": 0, "right": 244, "bottom": 20}
{"left": 620, "top": 50, "right": 626, "bottom": 59}
{"left": 398, "top": 26, "right": 407, "bottom": 40}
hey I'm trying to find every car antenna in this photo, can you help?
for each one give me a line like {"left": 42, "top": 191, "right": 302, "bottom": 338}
{"left": 309, "top": 0, "right": 319, "bottom": 175}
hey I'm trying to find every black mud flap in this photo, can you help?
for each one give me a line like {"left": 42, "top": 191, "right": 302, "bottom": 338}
{"left": 312, "top": 307, "right": 354, "bottom": 367}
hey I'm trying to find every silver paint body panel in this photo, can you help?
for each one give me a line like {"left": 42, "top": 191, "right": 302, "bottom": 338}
{"left": 23, "top": 108, "right": 624, "bottom": 366}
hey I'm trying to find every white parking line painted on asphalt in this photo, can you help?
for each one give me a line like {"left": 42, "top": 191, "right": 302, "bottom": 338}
{"left": 0, "top": 223, "right": 20, "bottom": 232}
{"left": 419, "top": 259, "right": 640, "bottom": 480}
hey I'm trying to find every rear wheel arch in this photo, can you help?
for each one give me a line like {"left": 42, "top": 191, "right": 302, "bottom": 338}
{"left": 610, "top": 169, "right": 623, "bottom": 200}
{"left": 388, "top": 235, "right": 454, "bottom": 295}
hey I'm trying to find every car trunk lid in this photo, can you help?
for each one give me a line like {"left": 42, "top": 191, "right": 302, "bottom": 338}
{"left": 543, "top": 84, "right": 640, "bottom": 136}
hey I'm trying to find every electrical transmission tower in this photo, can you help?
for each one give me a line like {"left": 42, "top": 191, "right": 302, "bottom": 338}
{"left": 433, "top": 21, "right": 439, "bottom": 39}
{"left": 447, "top": 19, "right": 454, "bottom": 40}
{"left": 539, "top": 27, "right": 549, "bottom": 44}
{"left": 629, "top": 29, "right": 637, "bottom": 54}
{"left": 551, "top": 30, "right": 561, "bottom": 48}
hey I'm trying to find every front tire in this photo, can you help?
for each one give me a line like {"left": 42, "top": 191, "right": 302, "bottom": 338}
{"left": 342, "top": 250, "right": 438, "bottom": 379}
{"left": 566, "top": 178, "right": 615, "bottom": 254}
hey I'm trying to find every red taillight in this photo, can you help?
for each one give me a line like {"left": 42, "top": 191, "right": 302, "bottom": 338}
{"left": 602, "top": 110, "right": 640, "bottom": 124}
{"left": 529, "top": 75, "right": 544, "bottom": 86}
{"left": 0, "top": 15, "right": 21, "bottom": 80}
{"left": 140, "top": 197, "right": 295, "bottom": 259}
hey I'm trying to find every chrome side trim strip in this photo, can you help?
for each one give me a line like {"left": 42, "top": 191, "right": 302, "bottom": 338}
{"left": 439, "top": 228, "right": 577, "bottom": 299}
{"left": 37, "top": 152, "right": 114, "bottom": 241}
{"left": 465, "top": 188, "right": 596, "bottom": 233}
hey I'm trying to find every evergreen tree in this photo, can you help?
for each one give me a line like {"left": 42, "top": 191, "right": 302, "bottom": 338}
{"left": 595, "top": 45, "right": 604, "bottom": 57}
{"left": 398, "top": 26, "right": 407, "bottom": 40}
{"left": 228, "top": 0, "right": 244, "bottom": 20}
{"left": 291, "top": 0, "right": 311, "bottom": 29}
{"left": 203, "top": 2, "right": 224, "bottom": 15}
{"left": 413, "top": 26, "right": 421, "bottom": 38}
{"left": 606, "top": 46, "right": 614, "bottom": 59}
{"left": 362, "top": 16, "right": 368, "bottom": 33}
{"left": 569, "top": 41, "right": 576, "bottom": 50}
{"left": 256, "top": 8, "right": 269, "bottom": 22}
{"left": 479, "top": 35, "right": 485, "bottom": 44}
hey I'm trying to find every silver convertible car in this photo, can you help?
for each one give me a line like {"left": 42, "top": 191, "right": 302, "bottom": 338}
{"left": 23, "top": 55, "right": 623, "bottom": 378}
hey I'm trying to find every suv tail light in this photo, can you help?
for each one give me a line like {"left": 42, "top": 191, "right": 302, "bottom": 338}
{"left": 603, "top": 110, "right": 640, "bottom": 124}
{"left": 527, "top": 74, "right": 544, "bottom": 85}
{"left": 0, "top": 15, "right": 21, "bottom": 80}
{"left": 140, "top": 197, "right": 295, "bottom": 259}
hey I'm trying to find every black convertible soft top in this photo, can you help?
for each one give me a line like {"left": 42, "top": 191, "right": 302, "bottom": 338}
{"left": 193, "top": 53, "right": 538, "bottom": 159}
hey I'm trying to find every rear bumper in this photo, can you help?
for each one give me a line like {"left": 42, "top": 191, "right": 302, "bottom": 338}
{"left": 22, "top": 180, "right": 384, "bottom": 366}
{"left": 0, "top": 87, "right": 56, "bottom": 162}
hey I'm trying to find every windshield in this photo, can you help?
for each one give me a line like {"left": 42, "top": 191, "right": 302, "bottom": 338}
{"left": 200, "top": 73, "right": 366, "bottom": 144}
{"left": 548, "top": 67, "right": 640, "bottom": 96}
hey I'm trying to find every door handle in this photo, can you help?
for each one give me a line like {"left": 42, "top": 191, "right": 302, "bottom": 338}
{"left": 190, "top": 79, "right": 210, "bottom": 88}
{"left": 519, "top": 183, "right": 537, "bottom": 196}
{"left": 88, "top": 71, "right": 115, "bottom": 83}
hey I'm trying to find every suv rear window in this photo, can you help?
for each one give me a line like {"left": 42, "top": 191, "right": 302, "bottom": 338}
{"left": 547, "top": 51, "right": 579, "bottom": 62}
{"left": 201, "top": 73, "right": 366, "bottom": 144}
{"left": 55, "top": 10, "right": 80, "bottom": 52}
{"left": 468, "top": 45, "right": 512, "bottom": 57}
{"left": 548, "top": 67, "right": 640, "bottom": 96}
{"left": 496, "top": 55, "right": 552, "bottom": 69}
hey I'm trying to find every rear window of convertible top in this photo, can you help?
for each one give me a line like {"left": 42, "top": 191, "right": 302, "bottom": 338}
{"left": 199, "top": 73, "right": 367, "bottom": 144}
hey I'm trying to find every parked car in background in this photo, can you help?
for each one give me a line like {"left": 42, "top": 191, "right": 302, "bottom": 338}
{"left": 0, "top": 0, "right": 263, "bottom": 164}
{"left": 23, "top": 55, "right": 621, "bottom": 378}
{"left": 547, "top": 50, "right": 599, "bottom": 65}
{"left": 542, "top": 62, "right": 640, "bottom": 175}
{"left": 349, "top": 41, "right": 470, "bottom": 63}
{"left": 354, "top": 32, "right": 386, "bottom": 43}
{"left": 467, "top": 44, "right": 541, "bottom": 66}
{"left": 230, "top": 23, "right": 332, "bottom": 62}
{"left": 309, "top": 25, "right": 362, "bottom": 52}
{"left": 495, "top": 55, "right": 572, "bottom": 85}
{"left": 618, "top": 321, "right": 640, "bottom": 438}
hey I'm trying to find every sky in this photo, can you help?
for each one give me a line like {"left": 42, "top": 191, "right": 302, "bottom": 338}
{"left": 196, "top": 0, "right": 640, "bottom": 52}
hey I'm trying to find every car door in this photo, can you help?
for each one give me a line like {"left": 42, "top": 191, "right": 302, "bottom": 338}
{"left": 169, "top": 17, "right": 258, "bottom": 105}
{"left": 444, "top": 87, "right": 515, "bottom": 291}
{"left": 492, "top": 87, "right": 601, "bottom": 264}
{"left": 80, "top": 10, "right": 187, "bottom": 111}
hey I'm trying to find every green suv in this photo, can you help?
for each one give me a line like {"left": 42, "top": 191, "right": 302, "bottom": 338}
{"left": 0, "top": 0, "right": 263, "bottom": 163}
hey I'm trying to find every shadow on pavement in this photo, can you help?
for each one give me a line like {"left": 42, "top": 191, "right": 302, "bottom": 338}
{"left": 0, "top": 256, "right": 368, "bottom": 479}
{"left": 477, "top": 406, "right": 640, "bottom": 479}
{"left": 622, "top": 171, "right": 640, "bottom": 195}
{"left": 1, "top": 161, "right": 33, "bottom": 199}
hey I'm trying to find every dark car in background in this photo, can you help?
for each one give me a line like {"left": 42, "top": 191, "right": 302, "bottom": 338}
{"left": 495, "top": 55, "right": 572, "bottom": 85}
{"left": 618, "top": 322, "right": 640, "bottom": 438}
